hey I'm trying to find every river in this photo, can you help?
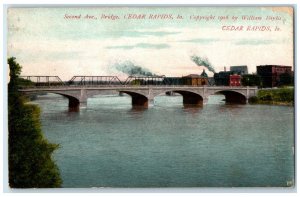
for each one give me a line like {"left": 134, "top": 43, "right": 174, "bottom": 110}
{"left": 30, "top": 93, "right": 294, "bottom": 188}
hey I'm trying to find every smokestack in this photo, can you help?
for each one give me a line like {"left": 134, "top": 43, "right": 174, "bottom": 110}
{"left": 224, "top": 66, "right": 226, "bottom": 72}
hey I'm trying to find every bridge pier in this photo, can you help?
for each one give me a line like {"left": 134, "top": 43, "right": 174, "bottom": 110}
{"left": 132, "top": 96, "right": 148, "bottom": 107}
{"left": 121, "top": 91, "right": 149, "bottom": 107}
{"left": 66, "top": 90, "right": 88, "bottom": 111}
{"left": 68, "top": 101, "right": 87, "bottom": 111}
{"left": 203, "top": 97, "right": 209, "bottom": 105}
{"left": 68, "top": 97, "right": 80, "bottom": 112}
{"left": 148, "top": 98, "right": 154, "bottom": 107}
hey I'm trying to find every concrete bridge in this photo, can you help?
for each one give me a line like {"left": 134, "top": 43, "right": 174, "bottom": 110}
{"left": 19, "top": 85, "right": 258, "bottom": 111}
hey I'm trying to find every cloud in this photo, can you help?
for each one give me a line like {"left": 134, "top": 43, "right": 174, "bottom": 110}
{"left": 106, "top": 43, "right": 170, "bottom": 50}
{"left": 118, "top": 31, "right": 181, "bottom": 38}
{"left": 234, "top": 39, "right": 275, "bottom": 45}
{"left": 178, "top": 38, "right": 220, "bottom": 44}
{"left": 47, "top": 30, "right": 182, "bottom": 41}
{"left": 9, "top": 50, "right": 83, "bottom": 63}
{"left": 46, "top": 30, "right": 181, "bottom": 41}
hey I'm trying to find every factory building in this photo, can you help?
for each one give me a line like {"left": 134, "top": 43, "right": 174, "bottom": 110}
{"left": 257, "top": 65, "right": 293, "bottom": 87}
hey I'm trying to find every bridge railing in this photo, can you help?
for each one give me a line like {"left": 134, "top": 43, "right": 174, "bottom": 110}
{"left": 18, "top": 75, "right": 258, "bottom": 89}
{"left": 67, "top": 76, "right": 123, "bottom": 86}
{"left": 19, "top": 76, "right": 66, "bottom": 88}
{"left": 123, "top": 76, "right": 167, "bottom": 86}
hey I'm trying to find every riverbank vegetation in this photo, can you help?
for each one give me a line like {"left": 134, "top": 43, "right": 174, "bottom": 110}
{"left": 248, "top": 87, "right": 294, "bottom": 106}
{"left": 8, "top": 57, "right": 62, "bottom": 188}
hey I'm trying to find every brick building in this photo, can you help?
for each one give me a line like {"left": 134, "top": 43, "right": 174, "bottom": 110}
{"left": 257, "top": 65, "right": 292, "bottom": 87}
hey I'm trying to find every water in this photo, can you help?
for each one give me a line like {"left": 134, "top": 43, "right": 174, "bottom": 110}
{"left": 30, "top": 94, "right": 294, "bottom": 188}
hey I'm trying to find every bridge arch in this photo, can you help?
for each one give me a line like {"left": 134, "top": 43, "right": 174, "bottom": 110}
{"left": 119, "top": 91, "right": 149, "bottom": 107}
{"left": 214, "top": 90, "right": 247, "bottom": 104}
{"left": 173, "top": 90, "right": 204, "bottom": 106}
{"left": 56, "top": 93, "right": 80, "bottom": 111}
{"left": 24, "top": 91, "right": 81, "bottom": 111}
{"left": 154, "top": 90, "right": 204, "bottom": 107}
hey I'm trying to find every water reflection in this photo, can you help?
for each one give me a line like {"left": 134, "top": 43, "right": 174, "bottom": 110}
{"left": 68, "top": 106, "right": 79, "bottom": 113}
{"left": 130, "top": 106, "right": 148, "bottom": 113}
{"left": 127, "top": 106, "right": 147, "bottom": 118}
{"left": 66, "top": 109, "right": 81, "bottom": 117}
{"left": 182, "top": 105, "right": 202, "bottom": 115}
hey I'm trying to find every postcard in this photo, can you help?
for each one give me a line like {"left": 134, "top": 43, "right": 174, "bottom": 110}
{"left": 6, "top": 6, "right": 295, "bottom": 189}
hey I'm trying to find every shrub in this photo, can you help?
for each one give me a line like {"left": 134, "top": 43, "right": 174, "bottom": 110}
{"left": 248, "top": 96, "right": 259, "bottom": 104}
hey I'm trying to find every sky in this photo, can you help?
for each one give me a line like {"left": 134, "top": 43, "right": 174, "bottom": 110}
{"left": 7, "top": 6, "right": 294, "bottom": 80}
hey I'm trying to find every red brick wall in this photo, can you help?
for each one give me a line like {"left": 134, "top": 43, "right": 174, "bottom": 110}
{"left": 229, "top": 75, "right": 241, "bottom": 86}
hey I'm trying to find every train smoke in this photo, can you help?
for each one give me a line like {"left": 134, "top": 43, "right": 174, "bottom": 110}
{"left": 191, "top": 55, "right": 215, "bottom": 73}
{"left": 114, "top": 61, "right": 156, "bottom": 76}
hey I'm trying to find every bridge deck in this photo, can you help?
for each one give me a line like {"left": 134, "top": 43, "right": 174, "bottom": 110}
{"left": 19, "top": 85, "right": 258, "bottom": 109}
{"left": 19, "top": 85, "right": 258, "bottom": 91}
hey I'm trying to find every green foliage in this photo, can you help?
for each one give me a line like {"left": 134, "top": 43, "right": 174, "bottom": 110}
{"left": 248, "top": 96, "right": 259, "bottom": 104}
{"left": 8, "top": 57, "right": 21, "bottom": 80}
{"left": 8, "top": 57, "right": 22, "bottom": 93}
{"left": 17, "top": 78, "right": 35, "bottom": 87}
{"left": 8, "top": 57, "right": 62, "bottom": 188}
{"left": 241, "top": 74, "right": 262, "bottom": 86}
{"left": 255, "top": 88, "right": 294, "bottom": 105}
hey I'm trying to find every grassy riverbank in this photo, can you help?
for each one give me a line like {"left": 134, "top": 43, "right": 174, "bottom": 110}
{"left": 249, "top": 87, "right": 294, "bottom": 106}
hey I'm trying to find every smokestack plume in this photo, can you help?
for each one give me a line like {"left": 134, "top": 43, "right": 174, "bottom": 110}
{"left": 114, "top": 61, "right": 157, "bottom": 76}
{"left": 191, "top": 55, "right": 216, "bottom": 73}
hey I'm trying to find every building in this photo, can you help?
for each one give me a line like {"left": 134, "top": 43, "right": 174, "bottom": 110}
{"left": 229, "top": 74, "right": 241, "bottom": 86}
{"left": 257, "top": 65, "right": 292, "bottom": 87}
{"left": 182, "top": 74, "right": 208, "bottom": 86}
{"left": 182, "top": 70, "right": 209, "bottom": 86}
{"left": 230, "top": 65, "right": 248, "bottom": 75}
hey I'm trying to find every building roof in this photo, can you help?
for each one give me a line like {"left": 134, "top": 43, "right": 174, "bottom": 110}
{"left": 257, "top": 65, "right": 292, "bottom": 68}
{"left": 230, "top": 65, "right": 247, "bottom": 68}
{"left": 183, "top": 74, "right": 201, "bottom": 78}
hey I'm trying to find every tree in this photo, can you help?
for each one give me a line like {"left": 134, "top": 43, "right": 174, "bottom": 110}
{"left": 8, "top": 57, "right": 62, "bottom": 188}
